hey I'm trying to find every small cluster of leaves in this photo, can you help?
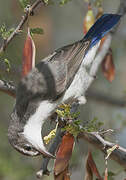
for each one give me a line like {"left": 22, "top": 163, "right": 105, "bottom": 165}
{"left": 44, "top": 0, "right": 72, "bottom": 5}
{"left": 62, "top": 120, "right": 83, "bottom": 137}
{"left": 4, "top": 59, "right": 11, "bottom": 72}
{"left": 19, "top": 0, "right": 30, "bottom": 9}
{"left": 19, "top": 0, "right": 71, "bottom": 8}
{"left": 43, "top": 0, "right": 49, "bottom": 4}
{"left": 107, "top": 171, "right": 116, "bottom": 180}
{"left": 56, "top": 104, "right": 80, "bottom": 120}
{"left": 41, "top": 0, "right": 54, "bottom": 5}
{"left": 44, "top": 128, "right": 57, "bottom": 144}
{"left": 30, "top": 27, "right": 44, "bottom": 36}
{"left": 0, "top": 58, "right": 11, "bottom": 72}
{"left": 59, "top": 0, "right": 72, "bottom": 5}
{"left": 106, "top": 144, "right": 119, "bottom": 160}
{"left": 0, "top": 24, "right": 14, "bottom": 40}
{"left": 44, "top": 123, "right": 58, "bottom": 144}
{"left": 84, "top": 117, "right": 104, "bottom": 132}
{"left": 56, "top": 104, "right": 104, "bottom": 137}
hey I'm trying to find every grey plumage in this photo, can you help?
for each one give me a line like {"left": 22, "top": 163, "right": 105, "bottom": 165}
{"left": 8, "top": 39, "right": 90, "bottom": 157}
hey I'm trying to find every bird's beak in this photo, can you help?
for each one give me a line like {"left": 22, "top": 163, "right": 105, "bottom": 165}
{"left": 37, "top": 146, "right": 55, "bottom": 158}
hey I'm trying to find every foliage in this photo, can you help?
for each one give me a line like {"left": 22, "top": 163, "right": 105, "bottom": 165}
{"left": 44, "top": 103, "right": 103, "bottom": 144}
{"left": 0, "top": 58, "right": 11, "bottom": 73}
{"left": 0, "top": 24, "right": 14, "bottom": 40}
{"left": 30, "top": 27, "right": 44, "bottom": 36}
{"left": 44, "top": 123, "right": 58, "bottom": 144}
{"left": 18, "top": 0, "right": 72, "bottom": 8}
{"left": 56, "top": 104, "right": 104, "bottom": 137}
{"left": 59, "top": 0, "right": 72, "bottom": 5}
{"left": 3, "top": 58, "right": 11, "bottom": 72}
{"left": 107, "top": 171, "right": 116, "bottom": 180}
{"left": 19, "top": 0, "right": 30, "bottom": 8}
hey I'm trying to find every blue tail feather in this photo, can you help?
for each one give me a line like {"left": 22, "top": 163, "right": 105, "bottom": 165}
{"left": 84, "top": 14, "right": 121, "bottom": 48}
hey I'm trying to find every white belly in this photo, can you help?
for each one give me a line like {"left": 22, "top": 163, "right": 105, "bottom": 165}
{"left": 62, "top": 42, "right": 100, "bottom": 103}
{"left": 62, "top": 65, "right": 88, "bottom": 102}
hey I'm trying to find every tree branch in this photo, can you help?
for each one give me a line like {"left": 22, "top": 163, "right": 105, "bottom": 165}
{"left": 0, "top": 80, "right": 16, "bottom": 97}
{"left": 0, "top": 0, "right": 45, "bottom": 54}
{"left": 87, "top": 90, "right": 126, "bottom": 107}
{"left": 117, "top": 0, "right": 126, "bottom": 16}
{"left": 36, "top": 128, "right": 64, "bottom": 178}
{"left": 79, "top": 131, "right": 126, "bottom": 169}
{"left": 1, "top": 77, "right": 126, "bottom": 108}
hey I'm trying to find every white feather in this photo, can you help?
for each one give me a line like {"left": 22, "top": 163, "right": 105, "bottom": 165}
{"left": 62, "top": 42, "right": 100, "bottom": 103}
{"left": 23, "top": 101, "right": 58, "bottom": 150}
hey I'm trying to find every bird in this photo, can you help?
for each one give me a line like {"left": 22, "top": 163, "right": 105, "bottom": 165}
{"left": 8, "top": 14, "right": 121, "bottom": 158}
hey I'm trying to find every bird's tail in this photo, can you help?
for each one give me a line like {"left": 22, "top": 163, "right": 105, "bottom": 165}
{"left": 84, "top": 14, "right": 121, "bottom": 48}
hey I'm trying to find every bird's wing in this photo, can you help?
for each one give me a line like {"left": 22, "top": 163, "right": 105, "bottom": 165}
{"left": 47, "top": 40, "right": 90, "bottom": 96}
{"left": 15, "top": 40, "right": 90, "bottom": 116}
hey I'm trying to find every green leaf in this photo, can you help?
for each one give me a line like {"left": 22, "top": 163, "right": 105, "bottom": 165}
{"left": 4, "top": 58, "right": 11, "bottom": 72}
{"left": 0, "top": 24, "right": 14, "bottom": 40}
{"left": 30, "top": 28, "right": 44, "bottom": 36}
{"left": 43, "top": 0, "right": 49, "bottom": 4}
{"left": 59, "top": 0, "right": 72, "bottom": 5}
{"left": 19, "top": 0, "right": 30, "bottom": 9}
{"left": 107, "top": 171, "right": 115, "bottom": 180}
{"left": 43, "top": 0, "right": 54, "bottom": 5}
{"left": 84, "top": 117, "right": 104, "bottom": 132}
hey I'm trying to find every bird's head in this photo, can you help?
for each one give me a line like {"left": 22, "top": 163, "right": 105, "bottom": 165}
{"left": 8, "top": 109, "right": 55, "bottom": 158}
{"left": 8, "top": 132, "right": 55, "bottom": 157}
{"left": 8, "top": 132, "right": 40, "bottom": 156}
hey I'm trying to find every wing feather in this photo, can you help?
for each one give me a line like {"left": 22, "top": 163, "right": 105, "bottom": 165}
{"left": 16, "top": 40, "right": 90, "bottom": 117}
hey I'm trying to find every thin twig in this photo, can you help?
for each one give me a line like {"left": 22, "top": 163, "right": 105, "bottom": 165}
{"left": 79, "top": 131, "right": 126, "bottom": 169}
{"left": 0, "top": 0, "right": 44, "bottom": 54}
{"left": 87, "top": 90, "right": 126, "bottom": 107}
{"left": 1, "top": 78, "right": 126, "bottom": 107}
{"left": 0, "top": 80, "right": 16, "bottom": 97}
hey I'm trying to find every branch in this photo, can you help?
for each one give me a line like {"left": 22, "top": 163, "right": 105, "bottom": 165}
{"left": 0, "top": 80, "right": 16, "bottom": 97}
{"left": 79, "top": 131, "right": 126, "bottom": 169}
{"left": 0, "top": 0, "right": 45, "bottom": 54}
{"left": 1, "top": 77, "right": 126, "bottom": 108}
{"left": 117, "top": 0, "right": 126, "bottom": 16}
{"left": 36, "top": 128, "right": 64, "bottom": 178}
{"left": 0, "top": 0, "right": 46, "bottom": 96}
{"left": 87, "top": 90, "right": 126, "bottom": 107}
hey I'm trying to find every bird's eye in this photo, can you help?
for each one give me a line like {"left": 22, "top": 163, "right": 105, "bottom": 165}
{"left": 24, "top": 145, "right": 32, "bottom": 151}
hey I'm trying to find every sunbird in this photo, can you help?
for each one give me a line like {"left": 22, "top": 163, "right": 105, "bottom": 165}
{"left": 8, "top": 14, "right": 121, "bottom": 158}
